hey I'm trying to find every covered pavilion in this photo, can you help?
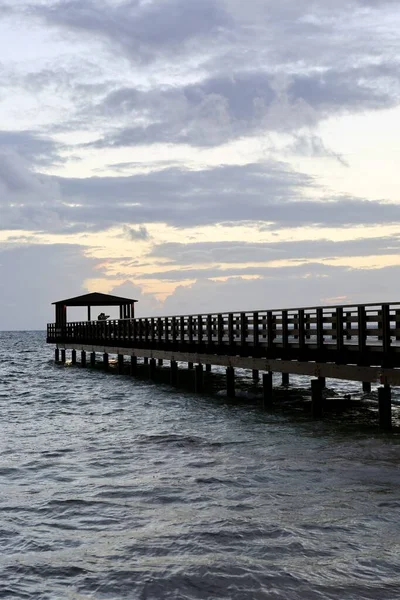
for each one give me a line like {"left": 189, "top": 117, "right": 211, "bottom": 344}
{"left": 53, "top": 292, "right": 138, "bottom": 325}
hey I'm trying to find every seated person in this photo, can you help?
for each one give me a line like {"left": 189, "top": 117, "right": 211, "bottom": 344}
{"left": 97, "top": 312, "right": 110, "bottom": 321}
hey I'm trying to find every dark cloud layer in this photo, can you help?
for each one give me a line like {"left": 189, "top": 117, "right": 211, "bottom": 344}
{"left": 2, "top": 158, "right": 400, "bottom": 233}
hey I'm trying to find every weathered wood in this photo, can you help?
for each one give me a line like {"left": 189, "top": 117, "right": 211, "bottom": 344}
{"left": 378, "top": 385, "right": 392, "bottom": 430}
{"left": 252, "top": 369, "right": 259, "bottom": 381}
{"left": 195, "top": 364, "right": 204, "bottom": 393}
{"left": 130, "top": 355, "right": 137, "bottom": 375}
{"left": 103, "top": 353, "right": 109, "bottom": 370}
{"left": 55, "top": 348, "right": 59, "bottom": 362}
{"left": 226, "top": 366, "right": 235, "bottom": 398}
{"left": 91, "top": 352, "right": 96, "bottom": 367}
{"left": 118, "top": 353, "right": 124, "bottom": 374}
{"left": 282, "top": 372, "right": 289, "bottom": 386}
{"left": 71, "top": 349, "right": 76, "bottom": 365}
{"left": 170, "top": 360, "right": 178, "bottom": 386}
{"left": 262, "top": 372, "right": 273, "bottom": 408}
{"left": 56, "top": 343, "right": 400, "bottom": 386}
{"left": 61, "top": 349, "right": 66, "bottom": 363}
{"left": 81, "top": 351, "right": 86, "bottom": 367}
{"left": 149, "top": 358, "right": 156, "bottom": 380}
{"left": 311, "top": 379, "right": 323, "bottom": 418}
{"left": 362, "top": 381, "right": 371, "bottom": 393}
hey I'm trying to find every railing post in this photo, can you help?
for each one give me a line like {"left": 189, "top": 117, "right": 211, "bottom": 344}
{"left": 282, "top": 310, "right": 288, "bottom": 349}
{"left": 228, "top": 313, "right": 234, "bottom": 348}
{"left": 267, "top": 311, "right": 274, "bottom": 350}
{"left": 188, "top": 316, "right": 193, "bottom": 345}
{"left": 381, "top": 304, "right": 391, "bottom": 355}
{"left": 240, "top": 313, "right": 247, "bottom": 348}
{"left": 207, "top": 315, "right": 213, "bottom": 346}
{"left": 164, "top": 317, "right": 169, "bottom": 344}
{"left": 316, "top": 308, "right": 324, "bottom": 350}
{"left": 336, "top": 307, "right": 344, "bottom": 353}
{"left": 198, "top": 315, "right": 203, "bottom": 345}
{"left": 157, "top": 318, "right": 162, "bottom": 345}
{"left": 253, "top": 311, "right": 259, "bottom": 350}
{"left": 358, "top": 305, "right": 366, "bottom": 354}
{"left": 180, "top": 316, "right": 185, "bottom": 345}
{"left": 298, "top": 309, "right": 305, "bottom": 351}
{"left": 218, "top": 314, "right": 224, "bottom": 346}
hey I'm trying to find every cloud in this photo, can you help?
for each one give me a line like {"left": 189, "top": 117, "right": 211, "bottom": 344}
{"left": 109, "top": 280, "right": 162, "bottom": 316}
{"left": 121, "top": 225, "right": 150, "bottom": 241}
{"left": 161, "top": 264, "right": 400, "bottom": 316}
{"left": 0, "top": 130, "right": 61, "bottom": 166}
{"left": 2, "top": 159, "right": 400, "bottom": 233}
{"left": 54, "top": 163, "right": 400, "bottom": 231}
{"left": 148, "top": 237, "right": 400, "bottom": 269}
{"left": 87, "top": 65, "right": 398, "bottom": 148}
{"left": 24, "top": 0, "right": 231, "bottom": 65}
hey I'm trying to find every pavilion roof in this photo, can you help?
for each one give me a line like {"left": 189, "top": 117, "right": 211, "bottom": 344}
{"left": 52, "top": 292, "right": 138, "bottom": 307}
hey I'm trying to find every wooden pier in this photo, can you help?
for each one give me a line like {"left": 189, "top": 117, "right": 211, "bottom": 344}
{"left": 47, "top": 293, "right": 400, "bottom": 430}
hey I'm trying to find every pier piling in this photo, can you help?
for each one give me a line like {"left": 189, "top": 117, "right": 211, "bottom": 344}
{"left": 55, "top": 348, "right": 59, "bottom": 362}
{"left": 118, "top": 354, "right": 124, "bottom": 374}
{"left": 262, "top": 372, "right": 273, "bottom": 409}
{"left": 90, "top": 352, "right": 96, "bottom": 367}
{"left": 103, "top": 353, "right": 109, "bottom": 370}
{"left": 195, "top": 364, "right": 204, "bottom": 393}
{"left": 226, "top": 367, "right": 235, "bottom": 398}
{"left": 81, "top": 351, "right": 86, "bottom": 367}
{"left": 311, "top": 379, "right": 323, "bottom": 418}
{"left": 149, "top": 358, "right": 157, "bottom": 380}
{"left": 282, "top": 372, "right": 289, "bottom": 386}
{"left": 378, "top": 385, "right": 392, "bottom": 430}
{"left": 61, "top": 349, "right": 66, "bottom": 363}
{"left": 170, "top": 360, "right": 178, "bottom": 386}
{"left": 130, "top": 355, "right": 137, "bottom": 375}
{"left": 363, "top": 381, "right": 371, "bottom": 393}
{"left": 71, "top": 350, "right": 76, "bottom": 365}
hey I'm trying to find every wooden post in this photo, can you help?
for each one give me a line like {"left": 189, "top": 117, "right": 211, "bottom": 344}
{"left": 252, "top": 369, "right": 259, "bottom": 381}
{"left": 195, "top": 364, "right": 204, "bottom": 393}
{"left": 262, "top": 372, "right": 273, "bottom": 409}
{"left": 188, "top": 362, "right": 194, "bottom": 369}
{"left": 71, "top": 349, "right": 76, "bottom": 365}
{"left": 311, "top": 379, "right": 323, "bottom": 418}
{"left": 149, "top": 358, "right": 156, "bottom": 380}
{"left": 81, "top": 351, "right": 86, "bottom": 368}
{"left": 318, "top": 376, "right": 326, "bottom": 389}
{"left": 61, "top": 349, "right": 66, "bottom": 363}
{"left": 282, "top": 372, "right": 289, "bottom": 386}
{"left": 362, "top": 381, "right": 371, "bottom": 393}
{"left": 103, "top": 353, "right": 109, "bottom": 370}
{"left": 170, "top": 360, "right": 178, "bottom": 386}
{"left": 130, "top": 355, "right": 137, "bottom": 375}
{"left": 226, "top": 366, "right": 235, "bottom": 398}
{"left": 158, "top": 359, "right": 163, "bottom": 366}
{"left": 118, "top": 354, "right": 124, "bottom": 374}
{"left": 378, "top": 385, "right": 392, "bottom": 430}
{"left": 144, "top": 357, "right": 149, "bottom": 365}
{"left": 206, "top": 364, "right": 212, "bottom": 372}
{"left": 55, "top": 348, "right": 59, "bottom": 362}
{"left": 90, "top": 352, "right": 96, "bottom": 367}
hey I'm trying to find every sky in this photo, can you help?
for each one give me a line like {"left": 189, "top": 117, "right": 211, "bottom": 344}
{"left": 1, "top": 0, "right": 400, "bottom": 329}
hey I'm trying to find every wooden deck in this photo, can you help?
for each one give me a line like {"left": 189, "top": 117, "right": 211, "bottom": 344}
{"left": 47, "top": 301, "right": 400, "bottom": 385}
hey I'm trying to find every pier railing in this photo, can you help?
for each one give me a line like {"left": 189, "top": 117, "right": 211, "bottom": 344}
{"left": 47, "top": 301, "right": 400, "bottom": 367}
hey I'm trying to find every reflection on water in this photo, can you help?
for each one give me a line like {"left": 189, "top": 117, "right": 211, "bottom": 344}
{"left": 0, "top": 331, "right": 399, "bottom": 599}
